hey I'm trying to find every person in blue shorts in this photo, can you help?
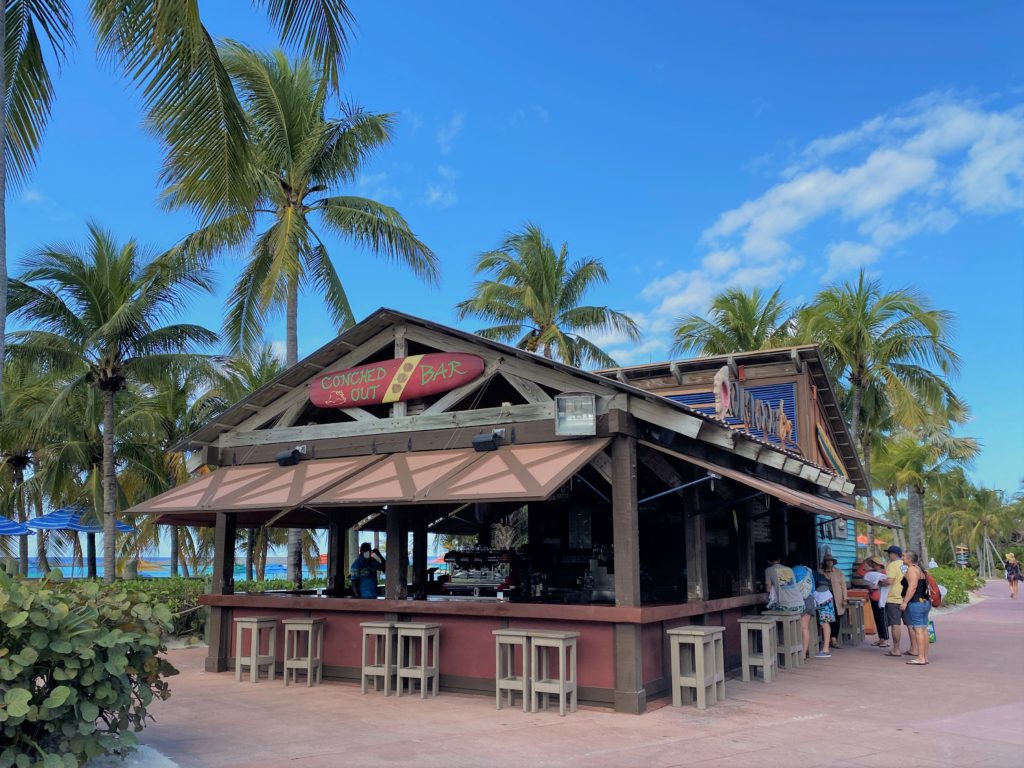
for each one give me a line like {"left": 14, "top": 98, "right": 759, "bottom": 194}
{"left": 901, "top": 551, "right": 931, "bottom": 666}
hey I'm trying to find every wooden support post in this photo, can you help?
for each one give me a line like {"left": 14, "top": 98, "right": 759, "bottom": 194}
{"left": 611, "top": 435, "right": 645, "bottom": 714}
{"left": 685, "top": 485, "right": 708, "bottom": 602}
{"left": 391, "top": 326, "right": 408, "bottom": 419}
{"left": 736, "top": 504, "right": 754, "bottom": 594}
{"left": 476, "top": 503, "right": 492, "bottom": 548}
{"left": 326, "top": 519, "right": 346, "bottom": 596}
{"left": 412, "top": 515, "right": 428, "bottom": 599}
{"left": 385, "top": 507, "right": 406, "bottom": 599}
{"left": 206, "top": 512, "right": 237, "bottom": 673}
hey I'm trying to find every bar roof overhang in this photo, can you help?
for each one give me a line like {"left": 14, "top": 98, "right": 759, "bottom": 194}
{"left": 127, "top": 439, "right": 609, "bottom": 528}
{"left": 639, "top": 440, "right": 897, "bottom": 529}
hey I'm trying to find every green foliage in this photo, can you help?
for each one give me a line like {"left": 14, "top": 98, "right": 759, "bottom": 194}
{"left": 930, "top": 566, "right": 984, "bottom": 606}
{"left": 0, "top": 569, "right": 178, "bottom": 767}
{"left": 235, "top": 577, "right": 326, "bottom": 593}
{"left": 117, "top": 579, "right": 207, "bottom": 637}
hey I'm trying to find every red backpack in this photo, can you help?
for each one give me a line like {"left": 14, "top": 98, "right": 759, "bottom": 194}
{"left": 925, "top": 570, "right": 941, "bottom": 608}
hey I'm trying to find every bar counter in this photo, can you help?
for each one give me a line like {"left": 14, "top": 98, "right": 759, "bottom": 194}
{"left": 201, "top": 592, "right": 767, "bottom": 708}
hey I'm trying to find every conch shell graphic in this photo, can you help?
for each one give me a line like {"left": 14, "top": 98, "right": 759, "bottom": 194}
{"left": 325, "top": 390, "right": 347, "bottom": 406}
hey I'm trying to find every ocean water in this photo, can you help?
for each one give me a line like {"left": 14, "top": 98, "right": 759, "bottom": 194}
{"left": 20, "top": 557, "right": 323, "bottom": 581}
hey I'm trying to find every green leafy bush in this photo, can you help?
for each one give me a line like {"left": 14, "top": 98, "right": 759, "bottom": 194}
{"left": 930, "top": 566, "right": 984, "bottom": 606}
{"left": 235, "top": 577, "right": 326, "bottom": 593}
{"left": 119, "top": 578, "right": 207, "bottom": 637}
{"left": 0, "top": 570, "right": 178, "bottom": 767}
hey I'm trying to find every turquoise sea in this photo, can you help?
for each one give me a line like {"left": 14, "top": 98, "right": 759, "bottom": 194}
{"left": 22, "top": 557, "right": 323, "bottom": 580}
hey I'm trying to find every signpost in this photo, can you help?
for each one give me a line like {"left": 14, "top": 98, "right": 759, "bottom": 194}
{"left": 308, "top": 353, "right": 485, "bottom": 409}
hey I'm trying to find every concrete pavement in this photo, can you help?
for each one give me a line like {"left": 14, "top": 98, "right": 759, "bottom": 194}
{"left": 138, "top": 579, "right": 1023, "bottom": 767}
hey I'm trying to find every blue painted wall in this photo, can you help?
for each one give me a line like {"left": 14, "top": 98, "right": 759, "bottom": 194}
{"left": 817, "top": 515, "right": 857, "bottom": 579}
{"left": 669, "top": 382, "right": 799, "bottom": 447}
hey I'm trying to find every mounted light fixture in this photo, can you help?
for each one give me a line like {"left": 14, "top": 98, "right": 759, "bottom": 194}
{"left": 472, "top": 429, "right": 505, "bottom": 453}
{"left": 555, "top": 392, "right": 597, "bottom": 436}
{"left": 275, "top": 445, "right": 307, "bottom": 467}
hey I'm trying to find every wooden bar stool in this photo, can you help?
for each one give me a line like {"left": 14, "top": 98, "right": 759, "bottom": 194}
{"left": 666, "top": 626, "right": 725, "bottom": 709}
{"left": 493, "top": 629, "right": 531, "bottom": 711}
{"left": 233, "top": 617, "right": 278, "bottom": 683}
{"left": 283, "top": 618, "right": 325, "bottom": 687}
{"left": 360, "top": 621, "right": 396, "bottom": 695}
{"left": 529, "top": 630, "right": 578, "bottom": 716}
{"left": 739, "top": 615, "right": 777, "bottom": 683}
{"left": 397, "top": 623, "right": 441, "bottom": 698}
{"left": 848, "top": 599, "right": 866, "bottom": 644}
{"left": 762, "top": 610, "right": 803, "bottom": 669}
{"left": 807, "top": 610, "right": 819, "bottom": 659}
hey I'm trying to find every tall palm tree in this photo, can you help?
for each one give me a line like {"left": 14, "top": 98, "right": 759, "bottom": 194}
{"left": 171, "top": 45, "right": 438, "bottom": 362}
{"left": 0, "top": 1, "right": 75, "bottom": 397}
{"left": 800, "top": 269, "right": 960, "bottom": 451}
{"left": 1, "top": 2, "right": 356, "bottom": 397}
{"left": 6, "top": 223, "right": 217, "bottom": 582}
{"left": 457, "top": 224, "right": 639, "bottom": 368}
{"left": 170, "top": 46, "right": 436, "bottom": 582}
{"left": 671, "top": 286, "right": 793, "bottom": 357}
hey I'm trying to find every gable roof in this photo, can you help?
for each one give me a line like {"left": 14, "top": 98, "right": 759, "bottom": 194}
{"left": 178, "top": 309, "right": 860, "bottom": 496}
{"left": 594, "top": 345, "right": 867, "bottom": 494}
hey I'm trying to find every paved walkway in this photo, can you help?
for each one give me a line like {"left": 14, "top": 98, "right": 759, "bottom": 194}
{"left": 139, "top": 580, "right": 1023, "bottom": 767}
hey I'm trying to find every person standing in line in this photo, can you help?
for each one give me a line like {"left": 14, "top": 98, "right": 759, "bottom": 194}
{"left": 901, "top": 551, "right": 931, "bottom": 666}
{"left": 822, "top": 556, "right": 848, "bottom": 648}
{"left": 765, "top": 554, "right": 808, "bottom": 655}
{"left": 862, "top": 555, "right": 890, "bottom": 647}
{"left": 350, "top": 542, "right": 386, "bottom": 598}
{"left": 813, "top": 571, "right": 836, "bottom": 658}
{"left": 792, "top": 561, "right": 816, "bottom": 660}
{"left": 1006, "top": 553, "right": 1022, "bottom": 599}
{"left": 882, "top": 545, "right": 908, "bottom": 657}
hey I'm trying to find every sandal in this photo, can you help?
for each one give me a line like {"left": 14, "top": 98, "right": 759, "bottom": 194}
{"left": 906, "top": 660, "right": 929, "bottom": 665}
{"left": 871, "top": 641, "right": 889, "bottom": 647}
{"left": 884, "top": 651, "right": 902, "bottom": 657}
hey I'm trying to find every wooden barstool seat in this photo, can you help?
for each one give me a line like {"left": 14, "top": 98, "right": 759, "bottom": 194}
{"left": 493, "top": 629, "right": 531, "bottom": 711}
{"left": 739, "top": 615, "right": 777, "bottom": 683}
{"left": 666, "top": 625, "right": 725, "bottom": 709}
{"left": 397, "top": 623, "right": 441, "bottom": 698}
{"left": 360, "top": 621, "right": 396, "bottom": 695}
{"left": 529, "top": 630, "right": 578, "bottom": 716}
{"left": 762, "top": 610, "right": 804, "bottom": 669}
{"left": 283, "top": 618, "right": 325, "bottom": 687}
{"left": 233, "top": 616, "right": 278, "bottom": 683}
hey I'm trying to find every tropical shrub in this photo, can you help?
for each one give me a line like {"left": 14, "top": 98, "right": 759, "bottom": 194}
{"left": 235, "top": 577, "right": 326, "bottom": 593}
{"left": 0, "top": 570, "right": 178, "bottom": 767}
{"left": 930, "top": 566, "right": 984, "bottom": 606}
{"left": 120, "top": 579, "right": 207, "bottom": 637}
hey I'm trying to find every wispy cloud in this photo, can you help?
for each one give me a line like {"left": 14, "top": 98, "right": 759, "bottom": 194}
{"left": 22, "top": 188, "right": 45, "bottom": 203}
{"left": 423, "top": 165, "right": 458, "bottom": 208}
{"left": 355, "top": 172, "right": 401, "bottom": 201}
{"left": 626, "top": 93, "right": 1024, "bottom": 360}
{"left": 436, "top": 112, "right": 465, "bottom": 155}
{"left": 511, "top": 105, "right": 549, "bottom": 126}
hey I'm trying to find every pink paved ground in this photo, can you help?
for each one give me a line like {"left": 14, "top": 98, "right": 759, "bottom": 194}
{"left": 141, "top": 580, "right": 1023, "bottom": 767}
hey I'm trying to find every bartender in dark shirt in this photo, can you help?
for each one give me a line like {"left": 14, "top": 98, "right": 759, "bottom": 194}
{"left": 350, "top": 542, "right": 385, "bottom": 598}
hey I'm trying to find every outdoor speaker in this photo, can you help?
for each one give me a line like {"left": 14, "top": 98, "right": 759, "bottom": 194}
{"left": 275, "top": 448, "right": 302, "bottom": 466}
{"left": 472, "top": 431, "right": 503, "bottom": 452}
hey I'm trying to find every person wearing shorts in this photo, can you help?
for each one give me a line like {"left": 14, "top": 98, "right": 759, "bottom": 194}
{"left": 901, "top": 551, "right": 931, "bottom": 666}
{"left": 882, "top": 546, "right": 907, "bottom": 657}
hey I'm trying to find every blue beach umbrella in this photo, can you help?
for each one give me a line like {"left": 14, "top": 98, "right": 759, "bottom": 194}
{"left": 27, "top": 507, "right": 135, "bottom": 534}
{"left": 0, "top": 515, "right": 30, "bottom": 536}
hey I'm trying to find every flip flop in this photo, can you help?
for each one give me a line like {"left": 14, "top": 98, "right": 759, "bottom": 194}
{"left": 906, "top": 660, "right": 929, "bottom": 665}
{"left": 871, "top": 640, "right": 888, "bottom": 646}
{"left": 884, "top": 651, "right": 902, "bottom": 657}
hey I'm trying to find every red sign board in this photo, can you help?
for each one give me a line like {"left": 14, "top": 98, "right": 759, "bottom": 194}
{"left": 308, "top": 353, "right": 486, "bottom": 409}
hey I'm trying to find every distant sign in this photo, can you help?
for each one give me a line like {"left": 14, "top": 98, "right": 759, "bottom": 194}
{"left": 309, "top": 353, "right": 485, "bottom": 409}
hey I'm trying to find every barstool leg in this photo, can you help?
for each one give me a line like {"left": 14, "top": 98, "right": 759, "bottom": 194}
{"left": 235, "top": 623, "right": 243, "bottom": 683}
{"left": 521, "top": 639, "right": 531, "bottom": 713}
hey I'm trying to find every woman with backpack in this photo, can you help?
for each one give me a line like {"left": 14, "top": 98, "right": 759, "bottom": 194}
{"left": 901, "top": 551, "right": 931, "bottom": 666}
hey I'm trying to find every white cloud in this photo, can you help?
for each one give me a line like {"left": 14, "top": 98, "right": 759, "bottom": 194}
{"left": 630, "top": 93, "right": 1024, "bottom": 361}
{"left": 606, "top": 339, "right": 665, "bottom": 366}
{"left": 437, "top": 113, "right": 465, "bottom": 155}
{"left": 356, "top": 172, "right": 401, "bottom": 201}
{"left": 822, "top": 241, "right": 880, "bottom": 281}
{"left": 269, "top": 340, "right": 287, "bottom": 362}
{"left": 422, "top": 165, "right": 458, "bottom": 208}
{"left": 22, "top": 188, "right": 45, "bottom": 203}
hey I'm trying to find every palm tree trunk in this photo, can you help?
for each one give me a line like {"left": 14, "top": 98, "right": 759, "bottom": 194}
{"left": 170, "top": 525, "right": 179, "bottom": 577}
{"left": 849, "top": 374, "right": 862, "bottom": 451}
{"left": 285, "top": 276, "right": 302, "bottom": 585}
{"left": 102, "top": 388, "right": 118, "bottom": 583}
{"left": 246, "top": 530, "right": 255, "bottom": 580}
{"left": 907, "top": 485, "right": 926, "bottom": 563}
{"left": 861, "top": 428, "right": 874, "bottom": 556}
{"left": 86, "top": 533, "right": 97, "bottom": 579}
{"left": 31, "top": 457, "right": 48, "bottom": 574}
{"left": 0, "top": 3, "right": 8, "bottom": 400}
{"left": 14, "top": 466, "right": 27, "bottom": 576}
{"left": 258, "top": 533, "right": 268, "bottom": 581}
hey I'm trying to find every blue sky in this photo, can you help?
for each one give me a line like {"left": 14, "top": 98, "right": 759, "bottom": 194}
{"left": 7, "top": 1, "right": 1023, "bottom": 494}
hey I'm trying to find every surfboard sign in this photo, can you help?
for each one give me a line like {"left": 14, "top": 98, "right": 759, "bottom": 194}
{"left": 308, "top": 353, "right": 486, "bottom": 409}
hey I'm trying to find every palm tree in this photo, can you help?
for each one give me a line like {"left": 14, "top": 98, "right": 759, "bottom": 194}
{"left": 0, "top": 1, "right": 75, "bottom": 398}
{"left": 457, "top": 224, "right": 639, "bottom": 367}
{"left": 171, "top": 45, "right": 438, "bottom": 362}
{"left": 671, "top": 286, "right": 793, "bottom": 357}
{"left": 6, "top": 223, "right": 217, "bottom": 582}
{"left": 1, "top": 2, "right": 356, "bottom": 397}
{"left": 800, "top": 269, "right": 960, "bottom": 451}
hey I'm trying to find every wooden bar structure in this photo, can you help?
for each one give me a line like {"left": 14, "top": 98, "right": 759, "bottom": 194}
{"left": 128, "top": 309, "right": 895, "bottom": 713}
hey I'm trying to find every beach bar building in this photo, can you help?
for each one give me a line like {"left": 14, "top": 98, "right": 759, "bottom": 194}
{"left": 128, "top": 309, "right": 891, "bottom": 713}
